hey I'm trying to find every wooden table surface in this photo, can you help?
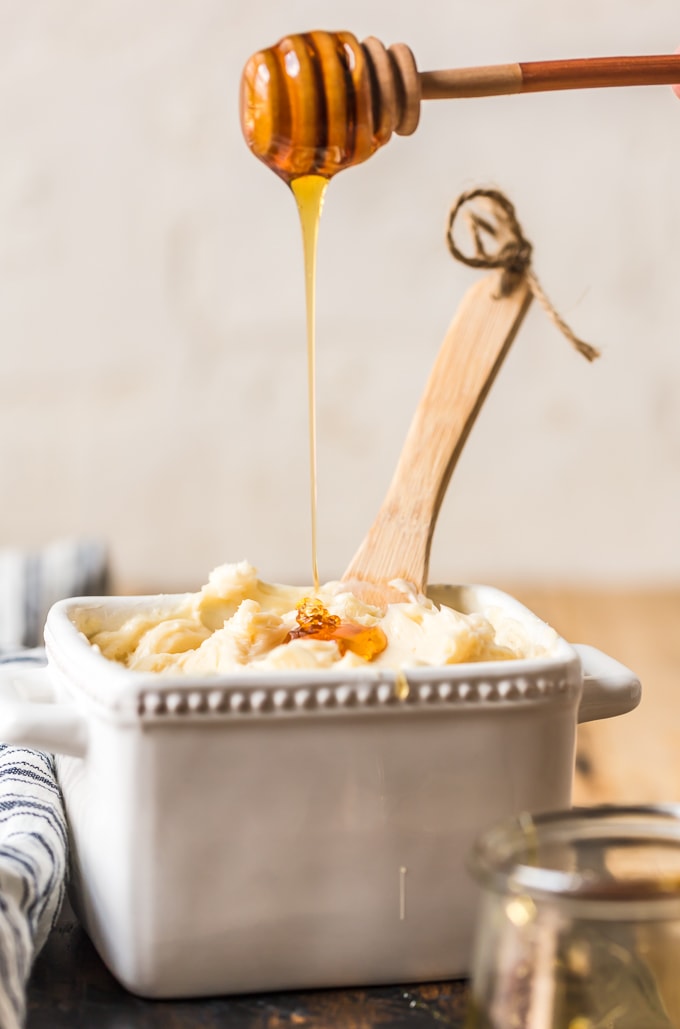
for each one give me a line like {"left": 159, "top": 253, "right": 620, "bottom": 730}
{"left": 26, "top": 901, "right": 470, "bottom": 1028}
{"left": 506, "top": 586, "right": 680, "bottom": 806}
{"left": 25, "top": 587, "right": 680, "bottom": 1027}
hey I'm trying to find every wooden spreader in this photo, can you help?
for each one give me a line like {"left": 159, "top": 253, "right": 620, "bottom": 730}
{"left": 341, "top": 267, "right": 532, "bottom": 608}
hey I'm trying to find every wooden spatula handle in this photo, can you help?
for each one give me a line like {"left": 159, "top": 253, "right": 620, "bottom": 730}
{"left": 342, "top": 272, "right": 533, "bottom": 595}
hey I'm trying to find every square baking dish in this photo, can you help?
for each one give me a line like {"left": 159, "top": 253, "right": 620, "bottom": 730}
{"left": 0, "top": 584, "right": 640, "bottom": 997}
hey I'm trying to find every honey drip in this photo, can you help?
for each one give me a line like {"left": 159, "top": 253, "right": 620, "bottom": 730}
{"left": 242, "top": 33, "right": 389, "bottom": 591}
{"left": 290, "top": 175, "right": 328, "bottom": 592}
{"left": 394, "top": 669, "right": 410, "bottom": 701}
{"left": 286, "top": 596, "right": 388, "bottom": 661}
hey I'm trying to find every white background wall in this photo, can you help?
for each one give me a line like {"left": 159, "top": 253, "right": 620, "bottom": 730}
{"left": 1, "top": 1, "right": 678, "bottom": 590}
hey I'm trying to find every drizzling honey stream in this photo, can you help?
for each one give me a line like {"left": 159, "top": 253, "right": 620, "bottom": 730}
{"left": 290, "top": 175, "right": 327, "bottom": 592}
{"left": 240, "top": 32, "right": 409, "bottom": 596}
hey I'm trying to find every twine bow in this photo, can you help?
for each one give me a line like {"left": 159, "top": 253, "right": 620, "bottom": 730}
{"left": 447, "top": 188, "right": 600, "bottom": 362}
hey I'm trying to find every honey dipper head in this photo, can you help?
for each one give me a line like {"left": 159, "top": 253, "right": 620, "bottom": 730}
{"left": 239, "top": 31, "right": 421, "bottom": 183}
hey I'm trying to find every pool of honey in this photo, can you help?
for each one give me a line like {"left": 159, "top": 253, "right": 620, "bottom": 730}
{"left": 286, "top": 596, "right": 387, "bottom": 661}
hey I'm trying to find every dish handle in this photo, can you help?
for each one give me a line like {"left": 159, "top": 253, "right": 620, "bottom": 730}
{"left": 575, "top": 644, "right": 642, "bottom": 724}
{"left": 0, "top": 660, "right": 88, "bottom": 757}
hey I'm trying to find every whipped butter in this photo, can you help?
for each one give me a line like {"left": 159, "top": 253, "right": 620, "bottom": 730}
{"left": 84, "top": 562, "right": 549, "bottom": 674}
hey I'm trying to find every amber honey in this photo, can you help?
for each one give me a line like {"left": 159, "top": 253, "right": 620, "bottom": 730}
{"left": 239, "top": 31, "right": 386, "bottom": 183}
{"left": 394, "top": 669, "right": 410, "bottom": 701}
{"left": 286, "top": 597, "right": 387, "bottom": 661}
{"left": 289, "top": 175, "right": 327, "bottom": 591}
{"left": 241, "top": 33, "right": 399, "bottom": 660}
{"left": 240, "top": 31, "right": 393, "bottom": 596}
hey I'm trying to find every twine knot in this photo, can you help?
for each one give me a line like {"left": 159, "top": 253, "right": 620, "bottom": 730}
{"left": 447, "top": 188, "right": 600, "bottom": 362}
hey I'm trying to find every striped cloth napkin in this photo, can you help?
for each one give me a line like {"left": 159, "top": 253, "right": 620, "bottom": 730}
{"left": 0, "top": 540, "right": 109, "bottom": 1029}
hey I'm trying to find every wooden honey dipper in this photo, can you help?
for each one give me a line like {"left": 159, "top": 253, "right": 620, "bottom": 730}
{"left": 240, "top": 30, "right": 680, "bottom": 181}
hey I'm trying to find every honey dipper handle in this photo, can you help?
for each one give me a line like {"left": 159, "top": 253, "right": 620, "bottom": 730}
{"left": 342, "top": 273, "right": 532, "bottom": 595}
{"left": 420, "top": 54, "right": 680, "bottom": 100}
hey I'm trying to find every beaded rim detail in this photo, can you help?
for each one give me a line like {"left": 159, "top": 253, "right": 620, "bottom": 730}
{"left": 135, "top": 671, "right": 577, "bottom": 719}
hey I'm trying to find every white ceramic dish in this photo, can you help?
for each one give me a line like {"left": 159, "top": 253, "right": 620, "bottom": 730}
{"left": 0, "top": 584, "right": 640, "bottom": 998}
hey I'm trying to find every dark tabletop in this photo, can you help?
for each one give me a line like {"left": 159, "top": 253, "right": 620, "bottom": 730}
{"left": 26, "top": 904, "right": 470, "bottom": 1029}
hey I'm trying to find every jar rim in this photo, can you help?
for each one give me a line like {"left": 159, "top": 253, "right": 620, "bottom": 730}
{"left": 469, "top": 804, "right": 680, "bottom": 906}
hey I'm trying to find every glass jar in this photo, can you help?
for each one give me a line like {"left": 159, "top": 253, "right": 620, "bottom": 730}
{"left": 466, "top": 805, "right": 680, "bottom": 1028}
